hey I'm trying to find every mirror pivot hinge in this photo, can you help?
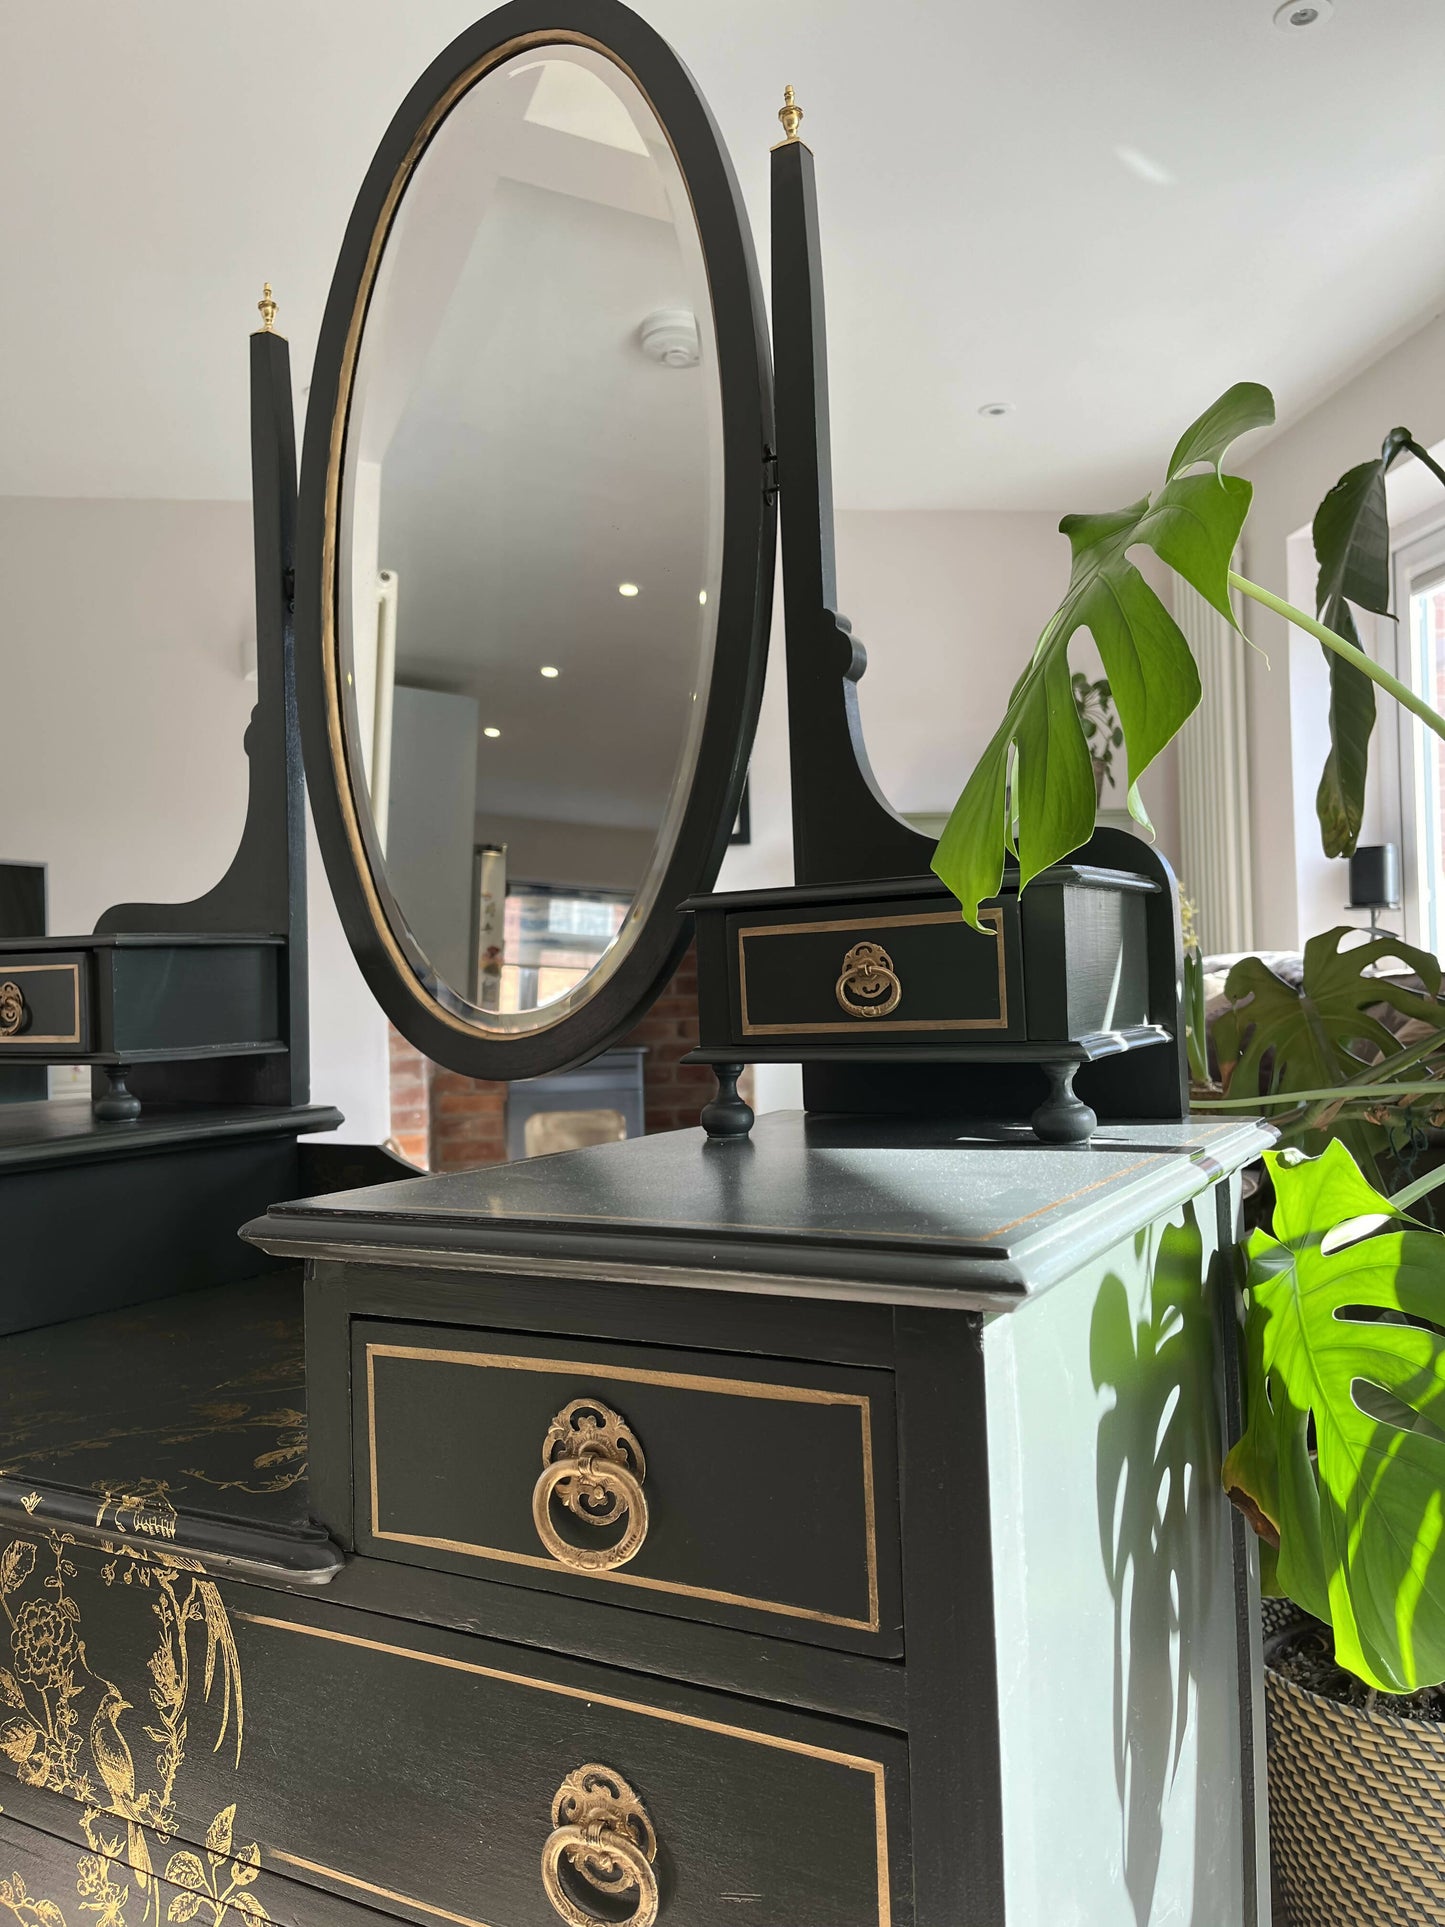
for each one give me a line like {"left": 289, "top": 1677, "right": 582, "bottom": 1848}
{"left": 762, "top": 447, "right": 779, "bottom": 505}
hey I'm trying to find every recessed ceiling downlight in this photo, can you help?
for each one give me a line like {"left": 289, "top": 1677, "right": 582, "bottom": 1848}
{"left": 539, "top": 665, "right": 560, "bottom": 678}
{"left": 483, "top": 726, "right": 502, "bottom": 739}
{"left": 978, "top": 402, "right": 1014, "bottom": 419}
{"left": 1273, "top": 0, "right": 1332, "bottom": 29}
{"left": 618, "top": 582, "right": 640, "bottom": 597}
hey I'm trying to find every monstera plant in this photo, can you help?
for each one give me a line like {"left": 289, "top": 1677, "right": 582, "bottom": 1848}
{"left": 1224, "top": 1142, "right": 1445, "bottom": 1693}
{"left": 933, "top": 382, "right": 1445, "bottom": 934}
{"left": 933, "top": 380, "right": 1445, "bottom": 1690}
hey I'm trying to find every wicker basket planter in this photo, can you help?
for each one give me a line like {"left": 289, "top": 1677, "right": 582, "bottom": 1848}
{"left": 1266, "top": 1632, "right": 1445, "bottom": 1926}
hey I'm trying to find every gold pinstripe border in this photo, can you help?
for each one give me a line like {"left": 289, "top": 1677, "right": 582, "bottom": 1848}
{"left": 241, "top": 1612, "right": 892, "bottom": 1927}
{"left": 364, "top": 1343, "right": 881, "bottom": 1632}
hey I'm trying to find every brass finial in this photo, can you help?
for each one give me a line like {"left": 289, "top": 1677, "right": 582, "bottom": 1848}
{"left": 257, "top": 283, "right": 278, "bottom": 333}
{"left": 777, "top": 85, "right": 803, "bottom": 143}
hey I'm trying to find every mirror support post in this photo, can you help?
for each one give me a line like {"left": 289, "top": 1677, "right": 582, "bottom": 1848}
{"left": 770, "top": 135, "right": 936, "bottom": 890}
{"left": 91, "top": 323, "right": 310, "bottom": 1110}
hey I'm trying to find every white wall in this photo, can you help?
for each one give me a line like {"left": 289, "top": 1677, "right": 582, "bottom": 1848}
{"left": 1239, "top": 310, "right": 1445, "bottom": 948}
{"left": 0, "top": 495, "right": 390, "bottom": 1142}
{"left": 835, "top": 509, "right": 1181, "bottom": 864}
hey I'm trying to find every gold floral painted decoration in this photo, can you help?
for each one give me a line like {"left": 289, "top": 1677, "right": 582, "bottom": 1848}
{"left": 0, "top": 1535, "right": 267, "bottom": 1927}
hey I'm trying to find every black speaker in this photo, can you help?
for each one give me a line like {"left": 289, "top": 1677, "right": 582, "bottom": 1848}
{"left": 1347, "top": 843, "right": 1401, "bottom": 911}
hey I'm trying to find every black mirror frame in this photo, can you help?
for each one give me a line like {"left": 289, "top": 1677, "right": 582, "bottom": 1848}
{"left": 296, "top": 0, "right": 775, "bottom": 1081}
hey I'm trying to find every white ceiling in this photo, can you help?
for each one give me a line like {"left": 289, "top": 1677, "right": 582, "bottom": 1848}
{"left": 3, "top": 0, "right": 1445, "bottom": 509}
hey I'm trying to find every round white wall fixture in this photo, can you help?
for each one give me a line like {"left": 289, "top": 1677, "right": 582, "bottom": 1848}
{"left": 638, "top": 309, "right": 700, "bottom": 367}
{"left": 1273, "top": 0, "right": 1333, "bottom": 29}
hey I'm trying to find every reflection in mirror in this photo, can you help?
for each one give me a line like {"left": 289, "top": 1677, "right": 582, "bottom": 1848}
{"left": 338, "top": 45, "right": 723, "bottom": 1029}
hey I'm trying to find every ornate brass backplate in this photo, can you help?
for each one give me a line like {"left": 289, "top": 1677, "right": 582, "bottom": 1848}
{"left": 0, "top": 982, "right": 28, "bottom": 1037}
{"left": 532, "top": 1399, "right": 649, "bottom": 1572}
{"left": 541, "top": 1764, "right": 659, "bottom": 1927}
{"left": 834, "top": 943, "right": 902, "bottom": 1020}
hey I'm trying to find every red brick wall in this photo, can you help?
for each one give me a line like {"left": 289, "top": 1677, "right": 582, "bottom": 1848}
{"left": 429, "top": 1065, "right": 509, "bottom": 1172}
{"left": 387, "top": 1026, "right": 431, "bottom": 1168}
{"left": 387, "top": 945, "right": 723, "bottom": 1172}
{"left": 618, "top": 943, "right": 717, "bottom": 1133}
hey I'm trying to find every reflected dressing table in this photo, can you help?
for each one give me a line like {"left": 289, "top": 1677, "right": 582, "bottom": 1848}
{"left": 0, "top": 7, "right": 1270, "bottom": 1925}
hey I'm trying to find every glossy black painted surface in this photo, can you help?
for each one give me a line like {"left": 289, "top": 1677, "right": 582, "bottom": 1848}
{"left": 246, "top": 1110, "right": 1274, "bottom": 1306}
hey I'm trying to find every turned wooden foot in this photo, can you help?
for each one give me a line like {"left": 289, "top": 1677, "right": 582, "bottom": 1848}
{"left": 1031, "top": 1060, "right": 1096, "bottom": 1144}
{"left": 701, "top": 1063, "right": 753, "bottom": 1140}
{"left": 94, "top": 1066, "right": 141, "bottom": 1122}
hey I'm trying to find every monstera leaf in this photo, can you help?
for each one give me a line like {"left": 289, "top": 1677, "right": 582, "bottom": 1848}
{"left": 933, "top": 381, "right": 1275, "bottom": 927}
{"left": 1223, "top": 1142, "right": 1445, "bottom": 1691}
{"left": 1311, "top": 429, "right": 1415, "bottom": 859}
{"left": 1221, "top": 928, "right": 1443, "bottom": 1107}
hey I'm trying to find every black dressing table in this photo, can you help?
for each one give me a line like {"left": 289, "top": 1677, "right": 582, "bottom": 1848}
{"left": 0, "top": 8, "right": 1270, "bottom": 1925}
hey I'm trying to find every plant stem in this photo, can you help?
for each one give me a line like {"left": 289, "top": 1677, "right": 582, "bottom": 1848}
{"left": 1193, "top": 1083, "right": 1445, "bottom": 1108}
{"left": 1229, "top": 571, "right": 1445, "bottom": 745}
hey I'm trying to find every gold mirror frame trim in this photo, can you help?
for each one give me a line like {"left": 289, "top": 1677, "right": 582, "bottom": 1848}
{"left": 320, "top": 32, "right": 712, "bottom": 1041}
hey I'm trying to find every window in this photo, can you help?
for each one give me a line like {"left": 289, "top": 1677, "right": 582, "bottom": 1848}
{"left": 1392, "top": 527, "right": 1445, "bottom": 952}
{"left": 496, "top": 882, "right": 629, "bottom": 1012}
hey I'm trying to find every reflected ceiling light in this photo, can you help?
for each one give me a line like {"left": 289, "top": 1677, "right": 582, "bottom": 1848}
{"left": 539, "top": 665, "right": 560, "bottom": 678}
{"left": 698, "top": 590, "right": 708, "bottom": 606}
{"left": 1273, "top": 0, "right": 1332, "bottom": 27}
{"left": 483, "top": 726, "right": 502, "bottom": 739}
{"left": 618, "top": 582, "right": 640, "bottom": 597}
{"left": 977, "top": 402, "right": 1014, "bottom": 418}
{"left": 638, "top": 308, "right": 700, "bottom": 368}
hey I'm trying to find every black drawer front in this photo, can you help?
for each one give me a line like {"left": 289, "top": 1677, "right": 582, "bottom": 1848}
{"left": 0, "top": 1526, "right": 908, "bottom": 1927}
{"left": 237, "top": 1603, "right": 909, "bottom": 1927}
{"left": 355, "top": 1322, "right": 902, "bottom": 1652}
{"left": 0, "top": 953, "right": 88, "bottom": 1051}
{"left": 731, "top": 897, "right": 1022, "bottom": 1041}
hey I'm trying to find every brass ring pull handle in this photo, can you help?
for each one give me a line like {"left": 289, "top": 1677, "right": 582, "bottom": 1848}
{"left": 541, "top": 1765, "right": 659, "bottom": 1927}
{"left": 0, "top": 982, "right": 29, "bottom": 1038}
{"left": 835, "top": 942, "right": 902, "bottom": 1019}
{"left": 532, "top": 1399, "right": 649, "bottom": 1573}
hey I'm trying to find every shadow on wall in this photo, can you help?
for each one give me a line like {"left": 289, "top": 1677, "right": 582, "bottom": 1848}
{"left": 1090, "top": 1214, "right": 1233, "bottom": 1927}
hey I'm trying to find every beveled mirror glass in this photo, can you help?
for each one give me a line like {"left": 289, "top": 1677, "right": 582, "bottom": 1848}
{"left": 341, "top": 45, "right": 721, "bottom": 1025}
{"left": 300, "top": 8, "right": 772, "bottom": 1079}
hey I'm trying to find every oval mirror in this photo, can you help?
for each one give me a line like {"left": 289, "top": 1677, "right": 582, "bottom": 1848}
{"left": 298, "top": 1, "right": 773, "bottom": 1078}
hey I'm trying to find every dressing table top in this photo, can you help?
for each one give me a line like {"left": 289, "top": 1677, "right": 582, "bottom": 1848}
{"left": 246, "top": 1111, "right": 1273, "bottom": 1309}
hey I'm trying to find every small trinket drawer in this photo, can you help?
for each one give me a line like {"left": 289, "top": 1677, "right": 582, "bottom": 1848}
{"left": 348, "top": 1322, "right": 902, "bottom": 1654}
{"left": 688, "top": 863, "right": 1162, "bottom": 1055}
{"left": 0, "top": 935, "right": 285, "bottom": 1064}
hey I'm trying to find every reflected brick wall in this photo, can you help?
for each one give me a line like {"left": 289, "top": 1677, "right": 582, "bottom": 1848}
{"left": 388, "top": 944, "right": 721, "bottom": 1172}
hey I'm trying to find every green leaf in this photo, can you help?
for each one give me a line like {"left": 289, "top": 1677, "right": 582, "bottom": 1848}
{"left": 1315, "top": 610, "right": 1376, "bottom": 860}
{"left": 934, "top": 383, "right": 1274, "bottom": 926}
{"left": 1311, "top": 429, "right": 1413, "bottom": 859}
{"left": 1167, "top": 380, "right": 1276, "bottom": 481}
{"left": 1221, "top": 928, "right": 1444, "bottom": 1179}
{"left": 1223, "top": 1142, "right": 1445, "bottom": 1691}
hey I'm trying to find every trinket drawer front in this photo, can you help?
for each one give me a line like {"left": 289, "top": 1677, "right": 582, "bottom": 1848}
{"left": 350, "top": 1319, "right": 903, "bottom": 1655}
{"left": 0, "top": 936, "right": 285, "bottom": 1064}
{"left": 0, "top": 1533, "right": 908, "bottom": 1927}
